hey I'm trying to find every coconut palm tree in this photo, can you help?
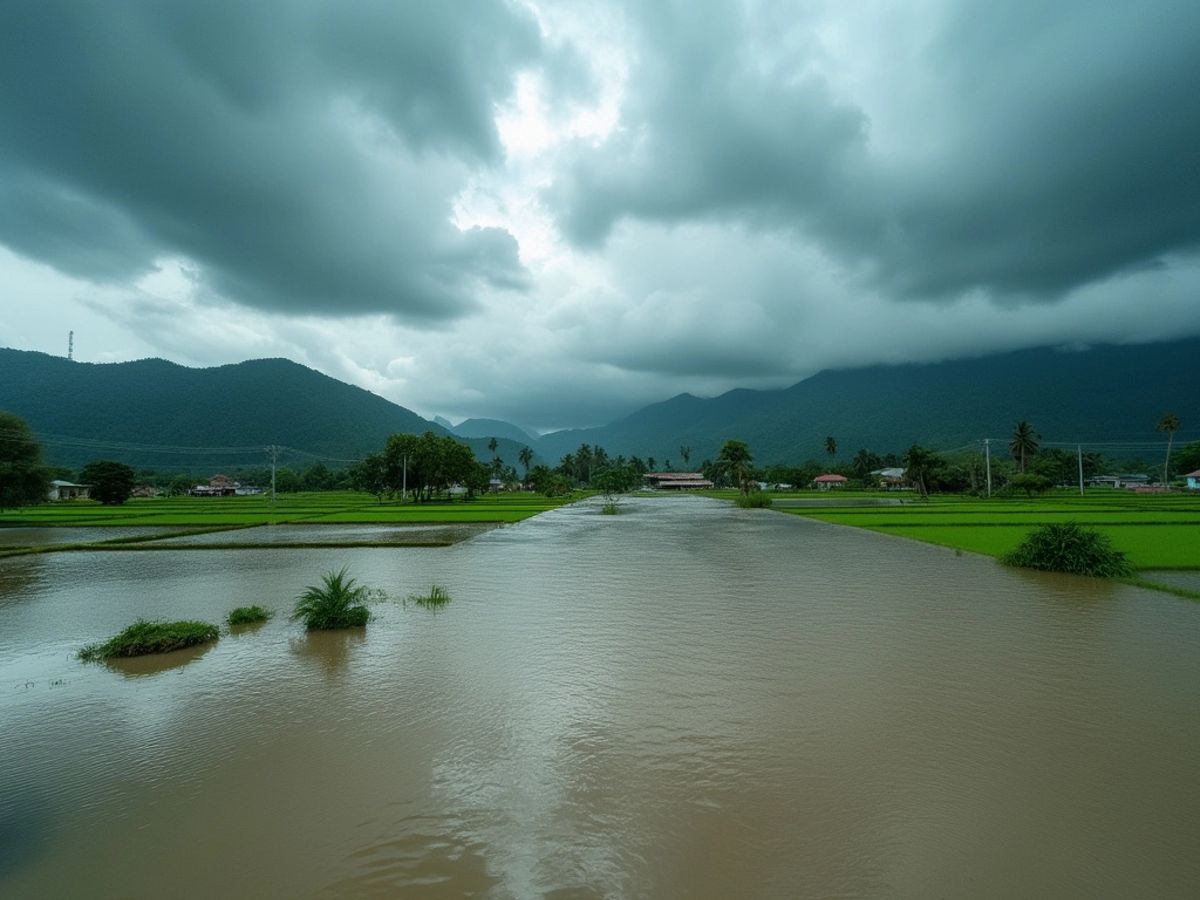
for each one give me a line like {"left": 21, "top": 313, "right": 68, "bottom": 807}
{"left": 1009, "top": 421, "right": 1040, "bottom": 473}
{"left": 825, "top": 436, "right": 837, "bottom": 459}
{"left": 1157, "top": 413, "right": 1181, "bottom": 485}
{"left": 518, "top": 446, "right": 534, "bottom": 478}
{"left": 679, "top": 445, "right": 691, "bottom": 468}
{"left": 903, "top": 444, "right": 940, "bottom": 499}
{"left": 487, "top": 437, "right": 498, "bottom": 455}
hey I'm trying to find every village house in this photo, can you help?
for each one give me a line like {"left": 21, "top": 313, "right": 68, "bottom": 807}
{"left": 190, "top": 474, "right": 238, "bottom": 497}
{"left": 1185, "top": 469, "right": 1200, "bottom": 490}
{"left": 48, "top": 480, "right": 90, "bottom": 500}
{"left": 812, "top": 474, "right": 848, "bottom": 490}
{"left": 643, "top": 472, "right": 715, "bottom": 490}
{"left": 870, "top": 467, "right": 907, "bottom": 490}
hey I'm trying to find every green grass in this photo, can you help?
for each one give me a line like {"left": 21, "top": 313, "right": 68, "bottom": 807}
{"left": 79, "top": 619, "right": 220, "bottom": 660}
{"left": 601, "top": 501, "right": 620, "bottom": 515}
{"left": 291, "top": 567, "right": 373, "bottom": 630}
{"left": 778, "top": 490, "right": 1200, "bottom": 570}
{"left": 226, "top": 605, "right": 272, "bottom": 626}
{"left": 407, "top": 584, "right": 452, "bottom": 609}
{"left": 0, "top": 490, "right": 577, "bottom": 528}
{"left": 734, "top": 491, "right": 773, "bottom": 508}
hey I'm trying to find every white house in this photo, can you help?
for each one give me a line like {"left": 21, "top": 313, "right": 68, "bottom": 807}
{"left": 1185, "top": 469, "right": 1200, "bottom": 490}
{"left": 48, "top": 480, "right": 90, "bottom": 500}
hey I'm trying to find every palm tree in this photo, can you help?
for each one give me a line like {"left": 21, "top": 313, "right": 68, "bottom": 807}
{"left": 680, "top": 445, "right": 691, "bottom": 468}
{"left": 1157, "top": 413, "right": 1181, "bottom": 485}
{"left": 1009, "top": 421, "right": 1040, "bottom": 473}
{"left": 518, "top": 446, "right": 534, "bottom": 478}
{"left": 487, "top": 437, "right": 498, "bottom": 455}
{"left": 851, "top": 448, "right": 880, "bottom": 479}
{"left": 825, "top": 436, "right": 837, "bottom": 459}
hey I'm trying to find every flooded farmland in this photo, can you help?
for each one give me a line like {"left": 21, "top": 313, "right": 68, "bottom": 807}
{"left": 1, "top": 496, "right": 1197, "bottom": 898}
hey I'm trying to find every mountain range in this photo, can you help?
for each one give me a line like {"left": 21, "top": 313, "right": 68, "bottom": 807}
{"left": 2, "top": 338, "right": 1197, "bottom": 472}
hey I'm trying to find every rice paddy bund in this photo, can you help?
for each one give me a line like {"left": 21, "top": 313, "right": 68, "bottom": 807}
{"left": 770, "top": 491, "right": 1200, "bottom": 571}
{"left": 0, "top": 491, "right": 581, "bottom": 556}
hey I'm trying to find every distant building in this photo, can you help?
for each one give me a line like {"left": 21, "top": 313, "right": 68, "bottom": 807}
{"left": 1182, "top": 470, "right": 1200, "bottom": 490}
{"left": 870, "top": 467, "right": 907, "bottom": 490}
{"left": 190, "top": 474, "right": 238, "bottom": 497}
{"left": 131, "top": 485, "right": 160, "bottom": 498}
{"left": 1087, "top": 474, "right": 1151, "bottom": 489}
{"left": 812, "top": 474, "right": 848, "bottom": 490}
{"left": 48, "top": 480, "right": 90, "bottom": 500}
{"left": 644, "top": 472, "right": 715, "bottom": 490}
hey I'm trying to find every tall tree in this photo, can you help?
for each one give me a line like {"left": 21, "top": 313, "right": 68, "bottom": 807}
{"left": 1009, "top": 421, "right": 1040, "bottom": 474}
{"left": 679, "top": 445, "right": 691, "bottom": 467}
{"left": 825, "top": 436, "right": 837, "bottom": 459}
{"left": 1156, "top": 413, "right": 1181, "bottom": 485}
{"left": 0, "top": 411, "right": 50, "bottom": 510}
{"left": 851, "top": 448, "right": 882, "bottom": 479}
{"left": 716, "top": 439, "right": 755, "bottom": 493}
{"left": 518, "top": 446, "right": 534, "bottom": 478}
{"left": 487, "top": 437, "right": 498, "bottom": 454}
{"left": 903, "top": 445, "right": 941, "bottom": 500}
{"left": 79, "top": 460, "right": 136, "bottom": 505}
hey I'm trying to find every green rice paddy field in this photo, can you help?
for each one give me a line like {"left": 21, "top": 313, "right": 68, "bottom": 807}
{"left": 0, "top": 491, "right": 576, "bottom": 529}
{"left": 777, "top": 492, "right": 1200, "bottom": 570}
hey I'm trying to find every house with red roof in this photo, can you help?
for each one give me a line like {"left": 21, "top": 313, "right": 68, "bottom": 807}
{"left": 812, "top": 473, "right": 848, "bottom": 491}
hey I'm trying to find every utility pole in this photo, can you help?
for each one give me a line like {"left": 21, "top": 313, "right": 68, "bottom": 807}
{"left": 266, "top": 445, "right": 280, "bottom": 504}
{"left": 984, "top": 438, "right": 992, "bottom": 498}
{"left": 402, "top": 454, "right": 408, "bottom": 503}
{"left": 1077, "top": 444, "right": 1084, "bottom": 496}
{"left": 68, "top": 330, "right": 74, "bottom": 361}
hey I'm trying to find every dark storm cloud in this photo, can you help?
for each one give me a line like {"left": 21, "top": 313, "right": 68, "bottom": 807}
{"left": 551, "top": 0, "right": 1200, "bottom": 300}
{"left": 0, "top": 0, "right": 539, "bottom": 319}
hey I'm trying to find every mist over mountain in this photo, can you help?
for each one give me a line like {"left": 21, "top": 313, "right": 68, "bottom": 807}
{"left": 534, "top": 339, "right": 1200, "bottom": 465}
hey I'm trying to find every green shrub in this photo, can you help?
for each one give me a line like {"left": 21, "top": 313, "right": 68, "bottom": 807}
{"left": 227, "top": 605, "right": 272, "bottom": 626}
{"left": 1001, "top": 522, "right": 1135, "bottom": 577}
{"left": 291, "top": 567, "right": 372, "bottom": 629}
{"left": 601, "top": 501, "right": 620, "bottom": 515}
{"left": 735, "top": 491, "right": 773, "bottom": 508}
{"left": 79, "top": 619, "right": 219, "bottom": 660}
{"left": 408, "top": 584, "right": 452, "bottom": 609}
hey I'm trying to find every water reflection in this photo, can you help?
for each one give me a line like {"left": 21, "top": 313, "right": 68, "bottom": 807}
{"left": 290, "top": 628, "right": 366, "bottom": 674}
{"left": 101, "top": 642, "right": 215, "bottom": 678}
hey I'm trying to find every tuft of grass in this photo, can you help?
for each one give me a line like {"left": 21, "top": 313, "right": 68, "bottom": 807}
{"left": 1001, "top": 521, "right": 1135, "bottom": 577}
{"left": 79, "top": 619, "right": 219, "bottom": 660}
{"left": 735, "top": 491, "right": 773, "bottom": 509}
{"left": 291, "top": 567, "right": 372, "bottom": 630}
{"left": 601, "top": 501, "right": 620, "bottom": 515}
{"left": 227, "top": 605, "right": 273, "bottom": 626}
{"left": 407, "top": 584, "right": 452, "bottom": 609}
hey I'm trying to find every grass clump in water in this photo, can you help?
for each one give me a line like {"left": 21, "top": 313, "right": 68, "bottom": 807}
{"left": 601, "top": 501, "right": 620, "bottom": 515}
{"left": 1001, "top": 522, "right": 1135, "bottom": 577}
{"left": 407, "top": 584, "right": 452, "bottom": 609}
{"left": 226, "top": 605, "right": 272, "bottom": 626}
{"left": 79, "top": 619, "right": 219, "bottom": 660}
{"left": 291, "top": 567, "right": 372, "bottom": 630}
{"left": 735, "top": 491, "right": 773, "bottom": 509}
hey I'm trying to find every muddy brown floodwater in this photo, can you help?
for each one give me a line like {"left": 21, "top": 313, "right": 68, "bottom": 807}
{"left": 1, "top": 496, "right": 1198, "bottom": 898}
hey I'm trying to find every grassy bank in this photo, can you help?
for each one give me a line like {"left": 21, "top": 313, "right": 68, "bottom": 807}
{"left": 776, "top": 491, "right": 1200, "bottom": 570}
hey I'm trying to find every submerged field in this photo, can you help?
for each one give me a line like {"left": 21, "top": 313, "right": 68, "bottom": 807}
{"left": 774, "top": 491, "right": 1200, "bottom": 570}
{"left": 0, "top": 491, "right": 579, "bottom": 555}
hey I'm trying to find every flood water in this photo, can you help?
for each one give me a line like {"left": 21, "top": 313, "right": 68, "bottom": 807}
{"left": 1, "top": 496, "right": 1198, "bottom": 898}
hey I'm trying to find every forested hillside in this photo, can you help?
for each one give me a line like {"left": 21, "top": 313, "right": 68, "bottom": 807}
{"left": 0, "top": 349, "right": 532, "bottom": 470}
{"left": 535, "top": 339, "right": 1200, "bottom": 465}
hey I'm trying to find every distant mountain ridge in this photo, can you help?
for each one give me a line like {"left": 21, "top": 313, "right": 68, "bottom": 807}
{"left": 450, "top": 417, "right": 536, "bottom": 443}
{"left": 0, "top": 349, "right": 533, "bottom": 470}
{"left": 533, "top": 338, "right": 1200, "bottom": 465}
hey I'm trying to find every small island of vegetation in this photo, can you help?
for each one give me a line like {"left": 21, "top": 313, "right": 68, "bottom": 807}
{"left": 79, "top": 619, "right": 220, "bottom": 660}
{"left": 292, "top": 567, "right": 373, "bottom": 629}
{"left": 227, "top": 605, "right": 273, "bottom": 626}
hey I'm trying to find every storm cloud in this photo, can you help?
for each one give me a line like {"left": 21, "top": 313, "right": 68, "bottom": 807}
{"left": 3, "top": 0, "right": 1200, "bottom": 430}
{"left": 552, "top": 0, "right": 1200, "bottom": 300}
{"left": 0, "top": 0, "right": 540, "bottom": 319}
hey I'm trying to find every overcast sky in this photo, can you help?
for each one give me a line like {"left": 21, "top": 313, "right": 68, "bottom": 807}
{"left": 3, "top": 0, "right": 1199, "bottom": 431}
